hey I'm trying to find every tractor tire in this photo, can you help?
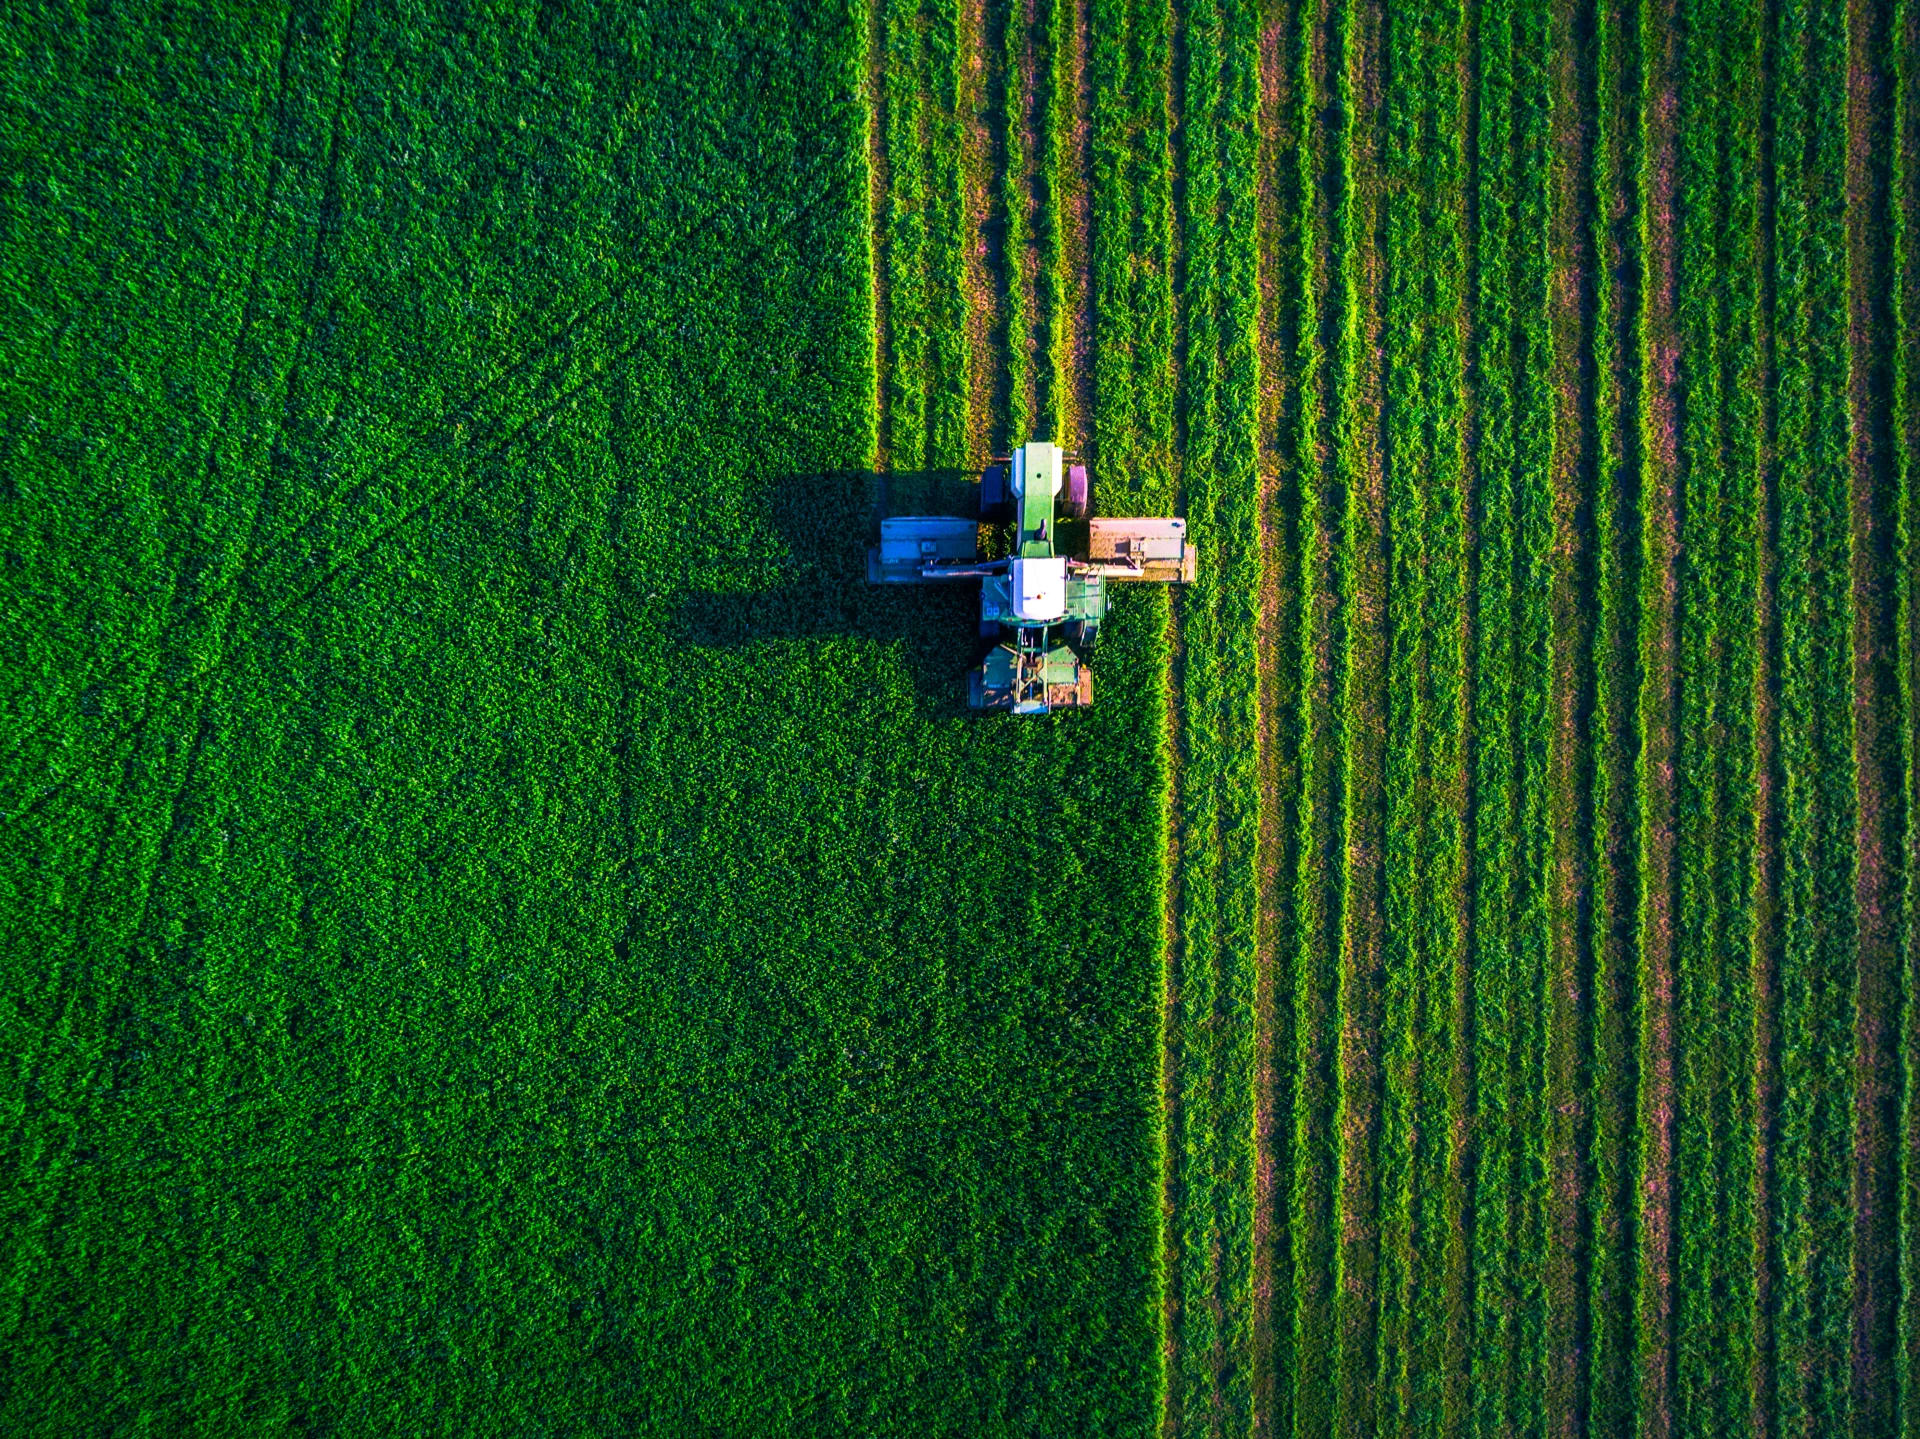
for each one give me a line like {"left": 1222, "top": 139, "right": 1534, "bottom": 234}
{"left": 1059, "top": 463, "right": 1090, "bottom": 520}
{"left": 980, "top": 464, "right": 1013, "bottom": 522}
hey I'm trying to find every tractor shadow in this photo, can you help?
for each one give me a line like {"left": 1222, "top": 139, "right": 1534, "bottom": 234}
{"left": 670, "top": 470, "right": 991, "bottom": 718}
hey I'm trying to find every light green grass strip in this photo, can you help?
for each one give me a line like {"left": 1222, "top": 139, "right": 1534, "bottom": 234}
{"left": 1469, "top": 3, "right": 1523, "bottom": 1431}
{"left": 1288, "top": 0, "right": 1343, "bottom": 1430}
{"left": 1771, "top": 0, "right": 1859, "bottom": 1429}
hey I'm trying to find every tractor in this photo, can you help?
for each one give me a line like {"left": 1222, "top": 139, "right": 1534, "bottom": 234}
{"left": 866, "top": 439, "right": 1196, "bottom": 714}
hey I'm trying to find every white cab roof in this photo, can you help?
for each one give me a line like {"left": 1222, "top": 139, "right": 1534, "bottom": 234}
{"left": 1009, "top": 556, "right": 1067, "bottom": 621}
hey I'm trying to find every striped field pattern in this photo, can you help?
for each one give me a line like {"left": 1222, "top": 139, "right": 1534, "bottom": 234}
{"left": 869, "top": 0, "right": 1917, "bottom": 1429}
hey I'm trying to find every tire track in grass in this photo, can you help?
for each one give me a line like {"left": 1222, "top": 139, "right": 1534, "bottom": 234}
{"left": 1843, "top": 0, "right": 1903, "bottom": 1426}
{"left": 1544, "top": 0, "right": 1599, "bottom": 1426}
{"left": 0, "top": 2, "right": 309, "bottom": 794}
{"left": 1288, "top": 0, "right": 1346, "bottom": 1427}
{"left": 0, "top": 1, "right": 365, "bottom": 1343}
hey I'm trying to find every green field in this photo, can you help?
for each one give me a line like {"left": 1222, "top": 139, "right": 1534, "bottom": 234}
{"left": 4, "top": 0, "right": 1917, "bottom": 1434}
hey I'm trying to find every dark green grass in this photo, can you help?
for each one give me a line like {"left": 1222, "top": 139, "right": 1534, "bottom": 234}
{"left": 1, "top": 2, "right": 1164, "bottom": 1430}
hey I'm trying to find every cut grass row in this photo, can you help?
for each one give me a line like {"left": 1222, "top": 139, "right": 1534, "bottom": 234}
{"left": 1283, "top": 0, "right": 1345, "bottom": 1429}
{"left": 1332, "top": 0, "right": 1389, "bottom": 1432}
{"left": 1542, "top": 0, "right": 1596, "bottom": 1431}
{"left": 1585, "top": 0, "right": 1645, "bottom": 1423}
{"left": 1169, "top": 0, "right": 1264, "bottom": 1427}
{"left": 1771, "top": 1, "right": 1858, "bottom": 1433}
{"left": 1464, "top": 0, "right": 1557, "bottom": 1429}
{"left": 1633, "top": 0, "right": 1682, "bottom": 1426}
{"left": 1672, "top": 0, "right": 1765, "bottom": 1432}
{"left": 1374, "top": 2, "right": 1473, "bottom": 1431}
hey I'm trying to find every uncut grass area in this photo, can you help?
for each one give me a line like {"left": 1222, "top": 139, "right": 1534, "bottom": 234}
{"left": 1, "top": 4, "right": 1166, "bottom": 1431}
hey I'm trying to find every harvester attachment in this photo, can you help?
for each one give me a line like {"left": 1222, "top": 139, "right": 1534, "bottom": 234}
{"left": 1080, "top": 518, "right": 1196, "bottom": 583}
{"left": 867, "top": 516, "right": 985, "bottom": 583}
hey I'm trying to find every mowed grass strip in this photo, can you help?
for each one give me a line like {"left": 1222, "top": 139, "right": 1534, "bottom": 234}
{"left": 1771, "top": 0, "right": 1858, "bottom": 1431}
{"left": 1542, "top": 0, "right": 1598, "bottom": 1425}
{"left": 1249, "top": 0, "right": 1306, "bottom": 1429}
{"left": 1170, "top": 0, "right": 1265, "bottom": 1425}
{"left": 1468, "top": 0, "right": 1527, "bottom": 1425}
{"left": 1633, "top": 0, "right": 1684, "bottom": 1426}
{"left": 1331, "top": 0, "right": 1388, "bottom": 1430}
{"left": 1372, "top": 0, "right": 1448, "bottom": 1423}
{"left": 1674, "top": 4, "right": 1767, "bottom": 1434}
{"left": 1510, "top": 0, "right": 1555, "bottom": 1420}
{"left": 1285, "top": 0, "right": 1347, "bottom": 1428}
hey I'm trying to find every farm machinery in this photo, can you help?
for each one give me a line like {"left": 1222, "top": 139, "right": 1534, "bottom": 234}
{"left": 867, "top": 439, "right": 1196, "bottom": 715}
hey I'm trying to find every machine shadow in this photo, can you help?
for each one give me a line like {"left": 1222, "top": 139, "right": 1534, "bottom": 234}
{"left": 672, "top": 470, "right": 991, "bottom": 718}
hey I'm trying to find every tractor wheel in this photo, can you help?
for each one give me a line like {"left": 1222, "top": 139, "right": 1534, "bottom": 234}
{"left": 980, "top": 464, "right": 1013, "bottom": 522}
{"left": 1058, "top": 463, "right": 1090, "bottom": 520}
